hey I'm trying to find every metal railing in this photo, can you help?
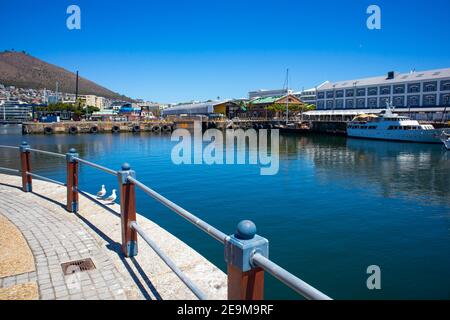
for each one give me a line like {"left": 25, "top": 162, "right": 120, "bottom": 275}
{"left": 130, "top": 221, "right": 206, "bottom": 300}
{"left": 0, "top": 142, "right": 332, "bottom": 300}
{"left": 26, "top": 172, "right": 66, "bottom": 187}
{"left": 127, "top": 176, "right": 228, "bottom": 244}
{"left": 74, "top": 157, "right": 118, "bottom": 176}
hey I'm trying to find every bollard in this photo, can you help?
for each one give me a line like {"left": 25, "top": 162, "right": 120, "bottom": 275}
{"left": 225, "top": 220, "right": 269, "bottom": 300}
{"left": 19, "top": 141, "right": 32, "bottom": 192}
{"left": 66, "top": 148, "right": 79, "bottom": 213}
{"left": 117, "top": 163, "right": 138, "bottom": 257}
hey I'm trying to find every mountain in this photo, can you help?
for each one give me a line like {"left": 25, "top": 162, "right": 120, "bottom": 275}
{"left": 0, "top": 51, "right": 133, "bottom": 101}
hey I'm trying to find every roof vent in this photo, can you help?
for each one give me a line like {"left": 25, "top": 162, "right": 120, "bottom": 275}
{"left": 387, "top": 71, "right": 395, "bottom": 80}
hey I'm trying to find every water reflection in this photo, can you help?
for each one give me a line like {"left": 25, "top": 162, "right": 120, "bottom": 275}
{"left": 277, "top": 134, "right": 450, "bottom": 206}
{"left": 1, "top": 127, "right": 449, "bottom": 207}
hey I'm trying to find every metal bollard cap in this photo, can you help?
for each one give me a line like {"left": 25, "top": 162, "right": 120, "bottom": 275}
{"left": 236, "top": 220, "right": 257, "bottom": 240}
{"left": 121, "top": 162, "right": 131, "bottom": 171}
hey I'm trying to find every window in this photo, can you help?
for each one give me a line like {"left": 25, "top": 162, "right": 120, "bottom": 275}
{"left": 336, "top": 99, "right": 343, "bottom": 108}
{"left": 345, "top": 99, "right": 354, "bottom": 108}
{"left": 423, "top": 94, "right": 436, "bottom": 106}
{"left": 336, "top": 90, "right": 344, "bottom": 98}
{"left": 407, "top": 95, "right": 420, "bottom": 107}
{"left": 423, "top": 82, "right": 437, "bottom": 92}
{"left": 357, "top": 98, "right": 365, "bottom": 108}
{"left": 345, "top": 89, "right": 354, "bottom": 97}
{"left": 317, "top": 92, "right": 325, "bottom": 99}
{"left": 393, "top": 85, "right": 405, "bottom": 94}
{"left": 317, "top": 100, "right": 324, "bottom": 109}
{"left": 408, "top": 83, "right": 421, "bottom": 93}
{"left": 393, "top": 96, "right": 405, "bottom": 107}
{"left": 380, "top": 86, "right": 391, "bottom": 95}
{"left": 357, "top": 88, "right": 366, "bottom": 96}
{"left": 326, "top": 100, "right": 334, "bottom": 108}
{"left": 441, "top": 80, "right": 450, "bottom": 91}
{"left": 368, "top": 98, "right": 377, "bottom": 108}
{"left": 368, "top": 87, "right": 378, "bottom": 96}
{"left": 440, "top": 93, "right": 450, "bottom": 106}
{"left": 380, "top": 97, "right": 390, "bottom": 107}
{"left": 326, "top": 91, "right": 334, "bottom": 99}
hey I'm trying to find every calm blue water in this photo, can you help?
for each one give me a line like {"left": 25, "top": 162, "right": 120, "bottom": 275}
{"left": 1, "top": 124, "right": 449, "bottom": 299}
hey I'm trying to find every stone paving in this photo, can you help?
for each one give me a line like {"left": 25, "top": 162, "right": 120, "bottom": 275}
{"left": 0, "top": 173, "right": 227, "bottom": 300}
{"left": 0, "top": 184, "right": 129, "bottom": 300}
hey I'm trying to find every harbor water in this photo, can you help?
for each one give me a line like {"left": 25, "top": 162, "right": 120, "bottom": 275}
{"left": 0, "top": 124, "right": 449, "bottom": 299}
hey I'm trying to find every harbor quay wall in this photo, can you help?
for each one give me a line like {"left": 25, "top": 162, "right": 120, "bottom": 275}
{"left": 21, "top": 119, "right": 285, "bottom": 134}
{"left": 22, "top": 119, "right": 360, "bottom": 135}
{"left": 22, "top": 121, "right": 176, "bottom": 134}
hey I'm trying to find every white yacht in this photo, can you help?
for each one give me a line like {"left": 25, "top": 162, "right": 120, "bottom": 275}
{"left": 441, "top": 132, "right": 450, "bottom": 150}
{"left": 347, "top": 106, "right": 447, "bottom": 144}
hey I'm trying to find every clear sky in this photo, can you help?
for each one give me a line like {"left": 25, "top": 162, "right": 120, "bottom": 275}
{"left": 1, "top": 0, "right": 450, "bottom": 103}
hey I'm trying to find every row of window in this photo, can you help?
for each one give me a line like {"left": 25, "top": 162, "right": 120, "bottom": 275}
{"left": 387, "top": 126, "right": 421, "bottom": 130}
{"left": 349, "top": 125, "right": 377, "bottom": 129}
{"left": 351, "top": 125, "right": 425, "bottom": 130}
{"left": 318, "top": 80, "right": 450, "bottom": 99}
{"left": 317, "top": 93, "right": 450, "bottom": 109}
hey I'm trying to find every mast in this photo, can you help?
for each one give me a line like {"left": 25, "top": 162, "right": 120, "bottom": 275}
{"left": 286, "top": 68, "right": 289, "bottom": 125}
{"left": 55, "top": 82, "right": 59, "bottom": 103}
{"left": 75, "top": 71, "right": 79, "bottom": 104}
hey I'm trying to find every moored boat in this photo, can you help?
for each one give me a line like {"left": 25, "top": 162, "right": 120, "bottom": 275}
{"left": 440, "top": 132, "right": 450, "bottom": 150}
{"left": 347, "top": 106, "right": 447, "bottom": 144}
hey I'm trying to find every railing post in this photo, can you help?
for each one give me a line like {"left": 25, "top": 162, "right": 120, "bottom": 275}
{"left": 66, "top": 148, "right": 79, "bottom": 213}
{"left": 19, "top": 141, "right": 32, "bottom": 192}
{"left": 117, "top": 163, "right": 138, "bottom": 257}
{"left": 225, "top": 220, "right": 269, "bottom": 300}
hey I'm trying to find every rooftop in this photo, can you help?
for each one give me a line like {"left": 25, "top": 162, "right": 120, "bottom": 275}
{"left": 319, "top": 68, "right": 450, "bottom": 90}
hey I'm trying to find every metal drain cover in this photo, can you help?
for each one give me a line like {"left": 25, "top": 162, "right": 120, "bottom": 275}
{"left": 61, "top": 258, "right": 96, "bottom": 275}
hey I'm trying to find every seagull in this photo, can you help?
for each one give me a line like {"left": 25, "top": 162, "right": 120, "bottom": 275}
{"left": 105, "top": 189, "right": 117, "bottom": 204}
{"left": 96, "top": 185, "right": 106, "bottom": 199}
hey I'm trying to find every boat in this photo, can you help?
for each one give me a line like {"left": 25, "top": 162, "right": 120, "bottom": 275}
{"left": 347, "top": 103, "right": 447, "bottom": 144}
{"left": 440, "top": 132, "right": 450, "bottom": 150}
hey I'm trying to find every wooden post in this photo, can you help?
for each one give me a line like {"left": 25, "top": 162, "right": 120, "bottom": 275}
{"left": 118, "top": 163, "right": 138, "bottom": 257}
{"left": 19, "top": 142, "right": 32, "bottom": 192}
{"left": 66, "top": 148, "right": 79, "bottom": 213}
{"left": 225, "top": 220, "right": 269, "bottom": 300}
{"left": 227, "top": 264, "right": 264, "bottom": 300}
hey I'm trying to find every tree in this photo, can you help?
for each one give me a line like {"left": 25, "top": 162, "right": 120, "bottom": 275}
{"left": 36, "top": 102, "right": 99, "bottom": 120}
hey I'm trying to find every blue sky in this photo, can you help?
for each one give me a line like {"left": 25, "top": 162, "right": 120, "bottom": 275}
{"left": 1, "top": 0, "right": 450, "bottom": 102}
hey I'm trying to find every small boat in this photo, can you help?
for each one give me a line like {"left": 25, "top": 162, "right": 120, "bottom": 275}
{"left": 347, "top": 104, "right": 446, "bottom": 144}
{"left": 440, "top": 132, "right": 450, "bottom": 150}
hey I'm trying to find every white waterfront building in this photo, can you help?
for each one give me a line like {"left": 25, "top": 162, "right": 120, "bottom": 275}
{"left": 248, "top": 89, "right": 292, "bottom": 100}
{"left": 306, "top": 68, "right": 450, "bottom": 121}
{"left": 293, "top": 81, "right": 329, "bottom": 106}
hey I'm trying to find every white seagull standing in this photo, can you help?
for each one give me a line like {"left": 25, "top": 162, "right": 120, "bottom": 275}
{"left": 96, "top": 185, "right": 106, "bottom": 199}
{"left": 105, "top": 189, "right": 117, "bottom": 204}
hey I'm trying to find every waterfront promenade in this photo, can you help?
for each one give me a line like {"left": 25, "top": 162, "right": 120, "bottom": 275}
{"left": 0, "top": 173, "right": 226, "bottom": 300}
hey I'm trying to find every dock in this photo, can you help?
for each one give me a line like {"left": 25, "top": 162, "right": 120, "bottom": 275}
{"left": 0, "top": 173, "right": 226, "bottom": 300}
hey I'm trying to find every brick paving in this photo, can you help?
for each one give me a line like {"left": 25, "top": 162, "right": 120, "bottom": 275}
{"left": 0, "top": 173, "right": 227, "bottom": 300}
{"left": 0, "top": 184, "right": 129, "bottom": 300}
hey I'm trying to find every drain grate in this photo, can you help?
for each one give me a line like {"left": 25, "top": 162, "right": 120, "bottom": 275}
{"left": 61, "top": 258, "right": 96, "bottom": 275}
